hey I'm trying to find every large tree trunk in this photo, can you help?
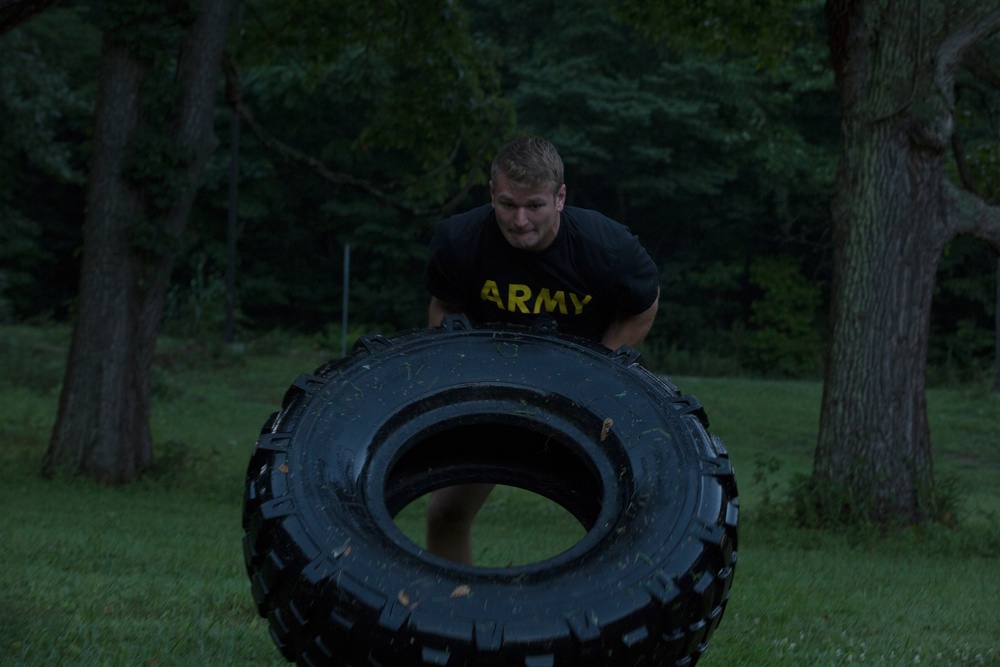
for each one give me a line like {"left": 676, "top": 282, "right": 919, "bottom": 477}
{"left": 816, "top": 1, "right": 1000, "bottom": 524}
{"left": 816, "top": 119, "right": 946, "bottom": 523}
{"left": 43, "top": 40, "right": 151, "bottom": 483}
{"left": 43, "top": 0, "right": 233, "bottom": 484}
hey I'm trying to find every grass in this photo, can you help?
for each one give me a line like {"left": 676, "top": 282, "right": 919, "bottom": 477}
{"left": 1, "top": 324, "right": 998, "bottom": 666}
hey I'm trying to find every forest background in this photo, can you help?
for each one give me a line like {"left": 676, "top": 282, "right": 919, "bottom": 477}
{"left": 2, "top": 2, "right": 1000, "bottom": 663}
{"left": 2, "top": 0, "right": 996, "bottom": 385}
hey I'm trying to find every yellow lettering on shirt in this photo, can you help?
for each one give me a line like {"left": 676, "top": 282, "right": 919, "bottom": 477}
{"left": 532, "top": 288, "right": 568, "bottom": 315}
{"left": 569, "top": 292, "right": 593, "bottom": 314}
{"left": 479, "top": 280, "right": 592, "bottom": 315}
{"left": 508, "top": 284, "right": 531, "bottom": 313}
{"left": 481, "top": 280, "right": 504, "bottom": 310}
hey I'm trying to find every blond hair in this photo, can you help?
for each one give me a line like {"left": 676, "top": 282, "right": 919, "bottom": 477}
{"left": 490, "top": 136, "right": 564, "bottom": 194}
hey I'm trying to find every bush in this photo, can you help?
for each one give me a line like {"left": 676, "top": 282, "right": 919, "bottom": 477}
{"left": 744, "top": 256, "right": 824, "bottom": 376}
{"left": 0, "top": 324, "right": 69, "bottom": 394}
{"left": 788, "top": 469, "right": 965, "bottom": 531}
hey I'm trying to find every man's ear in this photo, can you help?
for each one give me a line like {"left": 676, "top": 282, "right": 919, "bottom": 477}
{"left": 555, "top": 183, "right": 567, "bottom": 211}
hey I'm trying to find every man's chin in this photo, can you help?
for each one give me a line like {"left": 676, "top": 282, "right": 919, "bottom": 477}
{"left": 504, "top": 234, "right": 538, "bottom": 250}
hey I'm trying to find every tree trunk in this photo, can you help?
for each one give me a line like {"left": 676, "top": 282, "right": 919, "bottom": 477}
{"left": 43, "top": 0, "right": 233, "bottom": 484}
{"left": 815, "top": 0, "right": 1000, "bottom": 524}
{"left": 815, "top": 119, "right": 945, "bottom": 523}
{"left": 44, "top": 40, "right": 151, "bottom": 483}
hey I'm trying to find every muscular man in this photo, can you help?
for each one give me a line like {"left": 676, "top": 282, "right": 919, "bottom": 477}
{"left": 424, "top": 136, "right": 659, "bottom": 564}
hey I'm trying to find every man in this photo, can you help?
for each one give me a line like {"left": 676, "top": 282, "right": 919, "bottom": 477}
{"left": 424, "top": 136, "right": 659, "bottom": 564}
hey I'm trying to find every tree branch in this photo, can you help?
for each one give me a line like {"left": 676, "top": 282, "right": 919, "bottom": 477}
{"left": 950, "top": 128, "right": 976, "bottom": 194}
{"left": 824, "top": 0, "right": 865, "bottom": 101}
{"left": 221, "top": 52, "right": 468, "bottom": 218}
{"left": 947, "top": 180, "right": 1000, "bottom": 252}
{"left": 962, "top": 43, "right": 1000, "bottom": 89}
{"left": 936, "top": 8, "right": 1000, "bottom": 87}
{"left": 0, "top": 0, "right": 58, "bottom": 34}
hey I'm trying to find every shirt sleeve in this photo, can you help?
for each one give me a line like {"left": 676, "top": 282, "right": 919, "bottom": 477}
{"left": 425, "top": 219, "right": 472, "bottom": 306}
{"left": 609, "top": 232, "right": 659, "bottom": 315}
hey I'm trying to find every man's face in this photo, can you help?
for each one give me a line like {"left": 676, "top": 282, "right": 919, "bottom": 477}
{"left": 490, "top": 172, "right": 566, "bottom": 252}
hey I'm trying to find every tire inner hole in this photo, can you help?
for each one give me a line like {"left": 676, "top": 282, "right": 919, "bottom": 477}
{"left": 386, "top": 421, "right": 603, "bottom": 567}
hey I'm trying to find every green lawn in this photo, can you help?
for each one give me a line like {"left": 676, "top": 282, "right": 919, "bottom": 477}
{"left": 2, "top": 326, "right": 998, "bottom": 666}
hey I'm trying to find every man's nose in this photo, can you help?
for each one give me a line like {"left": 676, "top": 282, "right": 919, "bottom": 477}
{"left": 514, "top": 207, "right": 529, "bottom": 227}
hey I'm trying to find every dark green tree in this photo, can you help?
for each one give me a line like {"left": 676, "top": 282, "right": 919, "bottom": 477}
{"left": 947, "top": 47, "right": 1000, "bottom": 390}
{"left": 815, "top": 1, "right": 1000, "bottom": 524}
{"left": 471, "top": 0, "right": 837, "bottom": 369}
{"left": 617, "top": 0, "right": 1000, "bottom": 524}
{"left": 0, "top": 8, "right": 96, "bottom": 321}
{"left": 188, "top": 0, "right": 514, "bottom": 333}
{"left": 44, "top": 0, "right": 235, "bottom": 483}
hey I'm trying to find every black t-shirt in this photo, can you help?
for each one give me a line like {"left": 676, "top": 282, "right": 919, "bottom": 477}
{"left": 426, "top": 204, "right": 659, "bottom": 341}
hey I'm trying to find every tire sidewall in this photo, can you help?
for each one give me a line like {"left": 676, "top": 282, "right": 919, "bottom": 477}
{"left": 279, "top": 326, "right": 726, "bottom": 650}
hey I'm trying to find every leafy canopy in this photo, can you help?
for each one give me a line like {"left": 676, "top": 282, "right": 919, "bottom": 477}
{"left": 235, "top": 0, "right": 514, "bottom": 210}
{"left": 612, "top": 0, "right": 822, "bottom": 67}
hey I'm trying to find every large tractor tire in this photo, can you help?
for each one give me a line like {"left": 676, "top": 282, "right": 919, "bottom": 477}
{"left": 243, "top": 315, "right": 738, "bottom": 666}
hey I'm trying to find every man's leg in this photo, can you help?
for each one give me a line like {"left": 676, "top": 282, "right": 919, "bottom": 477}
{"left": 426, "top": 483, "right": 495, "bottom": 565}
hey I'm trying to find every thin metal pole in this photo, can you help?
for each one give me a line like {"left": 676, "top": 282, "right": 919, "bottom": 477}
{"left": 224, "top": 105, "right": 239, "bottom": 344}
{"left": 994, "top": 254, "right": 1000, "bottom": 394}
{"left": 341, "top": 242, "right": 350, "bottom": 358}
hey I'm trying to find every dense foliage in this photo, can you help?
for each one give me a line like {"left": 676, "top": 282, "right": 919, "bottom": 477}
{"left": 1, "top": 0, "right": 996, "bottom": 380}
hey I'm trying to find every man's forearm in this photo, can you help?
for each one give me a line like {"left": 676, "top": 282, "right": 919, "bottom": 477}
{"left": 601, "top": 291, "right": 659, "bottom": 350}
{"left": 428, "top": 296, "right": 461, "bottom": 328}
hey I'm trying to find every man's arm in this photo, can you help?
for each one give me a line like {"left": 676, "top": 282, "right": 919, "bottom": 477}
{"left": 428, "top": 296, "right": 463, "bottom": 328}
{"left": 600, "top": 289, "right": 659, "bottom": 350}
